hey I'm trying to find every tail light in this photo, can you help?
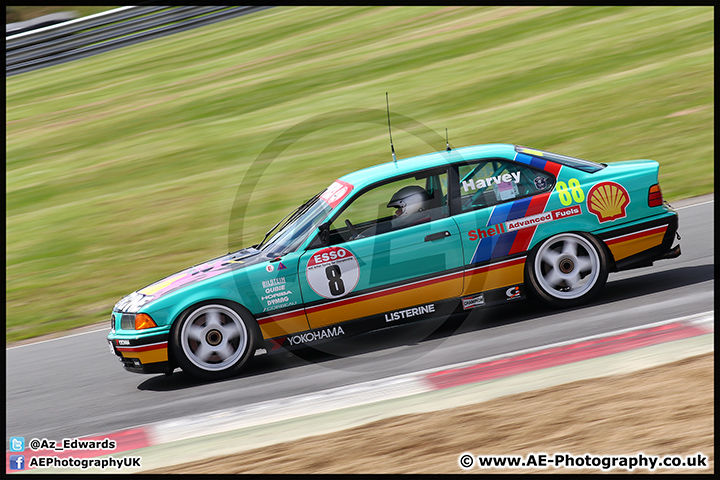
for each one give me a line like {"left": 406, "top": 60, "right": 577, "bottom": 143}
{"left": 648, "top": 184, "right": 663, "bottom": 207}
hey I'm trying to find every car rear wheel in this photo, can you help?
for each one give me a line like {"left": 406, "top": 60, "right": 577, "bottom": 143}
{"left": 526, "top": 232, "right": 608, "bottom": 308}
{"left": 171, "top": 302, "right": 257, "bottom": 380}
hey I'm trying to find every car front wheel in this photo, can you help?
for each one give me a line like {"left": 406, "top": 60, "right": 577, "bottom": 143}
{"left": 526, "top": 232, "right": 608, "bottom": 308}
{"left": 171, "top": 302, "right": 257, "bottom": 380}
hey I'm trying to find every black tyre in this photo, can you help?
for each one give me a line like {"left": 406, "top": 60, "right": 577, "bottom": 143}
{"left": 171, "top": 301, "right": 258, "bottom": 380}
{"left": 526, "top": 232, "right": 608, "bottom": 308}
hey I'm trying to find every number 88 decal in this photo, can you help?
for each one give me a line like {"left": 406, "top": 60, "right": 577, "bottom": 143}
{"left": 556, "top": 178, "right": 585, "bottom": 206}
{"left": 306, "top": 246, "right": 360, "bottom": 299}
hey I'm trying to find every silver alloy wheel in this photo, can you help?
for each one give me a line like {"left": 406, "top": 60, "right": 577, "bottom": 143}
{"left": 179, "top": 304, "right": 248, "bottom": 372}
{"left": 534, "top": 233, "right": 601, "bottom": 300}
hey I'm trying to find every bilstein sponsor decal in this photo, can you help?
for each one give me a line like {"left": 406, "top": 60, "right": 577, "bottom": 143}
{"left": 262, "top": 277, "right": 286, "bottom": 288}
{"left": 384, "top": 303, "right": 436, "bottom": 323}
{"left": 259, "top": 277, "right": 298, "bottom": 311}
{"left": 260, "top": 276, "right": 294, "bottom": 306}
{"left": 462, "top": 293, "right": 485, "bottom": 310}
{"left": 287, "top": 326, "right": 345, "bottom": 345}
{"left": 468, "top": 205, "right": 582, "bottom": 241}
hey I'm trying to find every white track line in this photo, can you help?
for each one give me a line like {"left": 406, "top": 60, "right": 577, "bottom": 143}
{"left": 7, "top": 327, "right": 109, "bottom": 349}
{"left": 676, "top": 199, "right": 713, "bottom": 209}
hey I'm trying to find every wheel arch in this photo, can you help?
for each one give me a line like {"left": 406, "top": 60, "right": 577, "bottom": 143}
{"left": 595, "top": 234, "right": 618, "bottom": 272}
{"left": 147, "top": 282, "right": 257, "bottom": 328}
{"left": 528, "top": 229, "right": 615, "bottom": 265}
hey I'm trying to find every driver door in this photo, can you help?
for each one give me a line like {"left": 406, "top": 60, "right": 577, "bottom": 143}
{"left": 298, "top": 169, "right": 464, "bottom": 330}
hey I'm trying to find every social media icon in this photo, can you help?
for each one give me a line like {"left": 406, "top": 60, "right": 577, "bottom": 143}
{"left": 9, "top": 437, "right": 25, "bottom": 452}
{"left": 9, "top": 455, "right": 25, "bottom": 470}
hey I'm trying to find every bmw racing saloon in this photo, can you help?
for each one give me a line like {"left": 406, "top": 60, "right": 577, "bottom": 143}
{"left": 108, "top": 144, "right": 681, "bottom": 380}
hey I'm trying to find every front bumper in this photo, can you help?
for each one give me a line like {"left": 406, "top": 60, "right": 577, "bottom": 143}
{"left": 107, "top": 327, "right": 172, "bottom": 375}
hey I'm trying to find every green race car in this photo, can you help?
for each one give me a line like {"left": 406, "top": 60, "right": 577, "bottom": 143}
{"left": 107, "top": 144, "right": 680, "bottom": 380}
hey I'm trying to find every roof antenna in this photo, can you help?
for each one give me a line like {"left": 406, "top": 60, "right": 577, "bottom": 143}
{"left": 386, "top": 92, "right": 397, "bottom": 164}
{"left": 445, "top": 128, "right": 451, "bottom": 151}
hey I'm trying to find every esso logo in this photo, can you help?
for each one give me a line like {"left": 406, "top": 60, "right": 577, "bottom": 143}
{"left": 310, "top": 247, "right": 348, "bottom": 265}
{"left": 306, "top": 247, "right": 359, "bottom": 299}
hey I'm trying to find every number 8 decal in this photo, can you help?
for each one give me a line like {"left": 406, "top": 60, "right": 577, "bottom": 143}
{"left": 325, "top": 265, "right": 345, "bottom": 296}
{"left": 306, "top": 246, "right": 360, "bottom": 299}
{"left": 568, "top": 178, "right": 585, "bottom": 203}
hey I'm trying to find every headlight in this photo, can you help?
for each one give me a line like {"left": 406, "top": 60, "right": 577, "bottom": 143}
{"left": 119, "top": 313, "right": 158, "bottom": 330}
{"left": 120, "top": 314, "right": 135, "bottom": 330}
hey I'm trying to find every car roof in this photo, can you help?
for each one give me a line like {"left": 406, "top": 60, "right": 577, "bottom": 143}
{"left": 338, "top": 143, "right": 518, "bottom": 191}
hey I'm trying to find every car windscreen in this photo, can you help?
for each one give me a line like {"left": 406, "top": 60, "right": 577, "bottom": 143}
{"left": 258, "top": 193, "right": 333, "bottom": 258}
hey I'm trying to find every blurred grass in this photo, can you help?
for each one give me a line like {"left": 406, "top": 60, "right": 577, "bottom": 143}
{"left": 6, "top": 6, "right": 714, "bottom": 343}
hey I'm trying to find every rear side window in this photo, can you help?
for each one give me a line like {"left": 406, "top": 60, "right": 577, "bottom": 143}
{"left": 458, "top": 160, "right": 554, "bottom": 212}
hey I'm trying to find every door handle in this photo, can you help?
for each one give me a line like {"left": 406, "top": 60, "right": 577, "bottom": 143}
{"left": 425, "top": 231, "right": 451, "bottom": 242}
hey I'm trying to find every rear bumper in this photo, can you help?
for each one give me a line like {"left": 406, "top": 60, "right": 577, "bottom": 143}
{"left": 598, "top": 212, "right": 680, "bottom": 272}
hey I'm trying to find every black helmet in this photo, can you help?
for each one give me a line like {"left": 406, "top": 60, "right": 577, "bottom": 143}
{"left": 387, "top": 185, "right": 433, "bottom": 227}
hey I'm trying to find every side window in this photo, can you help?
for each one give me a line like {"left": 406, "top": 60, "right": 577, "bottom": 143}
{"left": 458, "top": 160, "right": 554, "bottom": 212}
{"left": 328, "top": 170, "right": 449, "bottom": 243}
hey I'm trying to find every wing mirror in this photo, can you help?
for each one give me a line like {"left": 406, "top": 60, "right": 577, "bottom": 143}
{"left": 317, "top": 222, "right": 330, "bottom": 247}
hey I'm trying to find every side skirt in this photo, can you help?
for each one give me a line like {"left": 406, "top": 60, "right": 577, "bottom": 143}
{"left": 261, "top": 284, "right": 526, "bottom": 353}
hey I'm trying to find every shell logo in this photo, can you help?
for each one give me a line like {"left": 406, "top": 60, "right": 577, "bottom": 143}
{"left": 586, "top": 181, "right": 630, "bottom": 222}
